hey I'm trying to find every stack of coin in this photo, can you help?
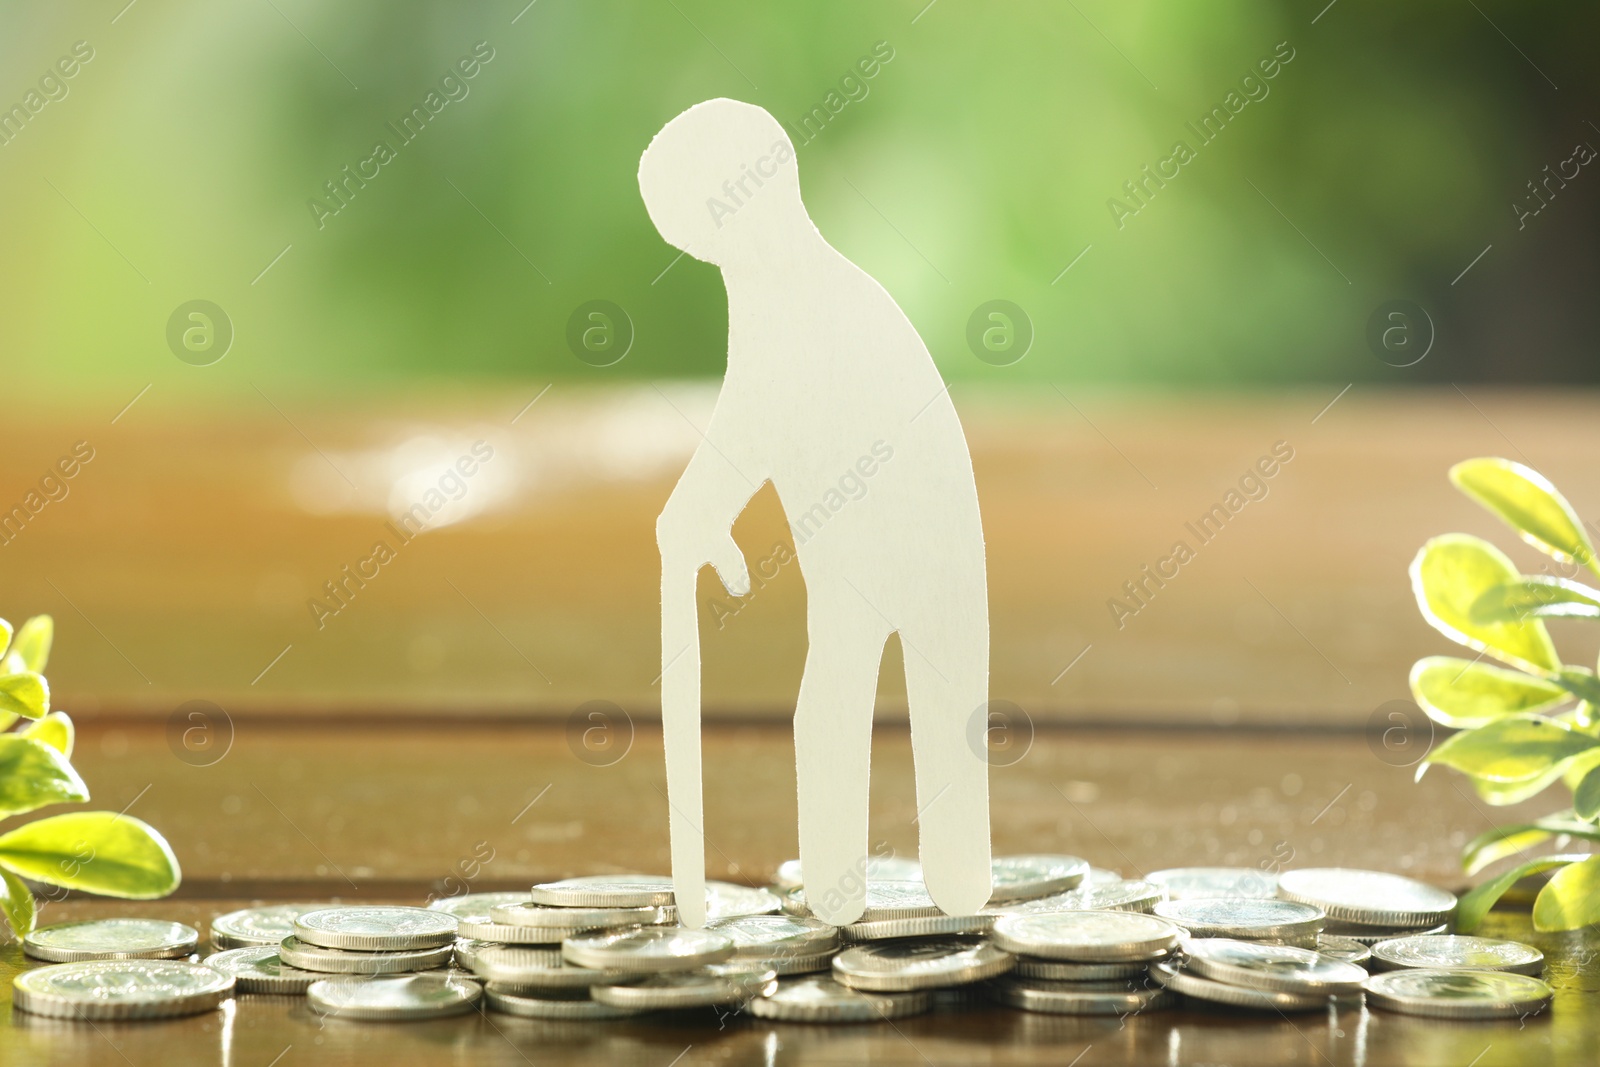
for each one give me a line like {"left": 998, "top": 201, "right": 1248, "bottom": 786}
{"left": 988, "top": 909, "right": 1181, "bottom": 1014}
{"left": 427, "top": 891, "right": 537, "bottom": 970}
{"left": 1151, "top": 937, "right": 1368, "bottom": 1012}
{"left": 481, "top": 923, "right": 775, "bottom": 1018}
{"left": 466, "top": 876, "right": 785, "bottom": 1019}
{"left": 208, "top": 903, "right": 324, "bottom": 950}
{"left": 201, "top": 903, "right": 331, "bottom": 994}
{"left": 706, "top": 913, "right": 841, "bottom": 975}
{"left": 1277, "top": 868, "right": 1457, "bottom": 946}
{"left": 770, "top": 855, "right": 1175, "bottom": 1018}
{"left": 1139, "top": 870, "right": 1376, "bottom": 972}
{"left": 278, "top": 906, "right": 459, "bottom": 978}
{"left": 833, "top": 935, "right": 1014, "bottom": 994}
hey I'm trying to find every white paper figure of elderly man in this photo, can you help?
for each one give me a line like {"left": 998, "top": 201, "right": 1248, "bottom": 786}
{"left": 640, "top": 98, "right": 991, "bottom": 927}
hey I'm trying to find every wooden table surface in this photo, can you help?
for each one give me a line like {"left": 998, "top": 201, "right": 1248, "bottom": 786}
{"left": 3, "top": 716, "right": 1596, "bottom": 1067}
{"left": 4, "top": 385, "right": 1600, "bottom": 726}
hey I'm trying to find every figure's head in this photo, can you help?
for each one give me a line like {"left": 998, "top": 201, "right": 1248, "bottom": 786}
{"left": 638, "top": 99, "right": 807, "bottom": 267}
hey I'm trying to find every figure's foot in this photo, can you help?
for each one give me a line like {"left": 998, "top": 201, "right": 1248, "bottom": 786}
{"left": 797, "top": 846, "right": 869, "bottom": 926}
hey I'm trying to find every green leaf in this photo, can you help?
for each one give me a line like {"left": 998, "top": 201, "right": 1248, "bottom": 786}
{"left": 0, "top": 868, "right": 35, "bottom": 939}
{"left": 1410, "top": 535, "right": 1560, "bottom": 675}
{"left": 0, "top": 617, "right": 11, "bottom": 659}
{"left": 0, "top": 736, "right": 89, "bottom": 818}
{"left": 1576, "top": 764, "right": 1600, "bottom": 821}
{"left": 0, "top": 671, "right": 49, "bottom": 720}
{"left": 1409, "top": 656, "right": 1568, "bottom": 728}
{"left": 1466, "top": 816, "right": 1600, "bottom": 874}
{"left": 1465, "top": 812, "right": 1600, "bottom": 870}
{"left": 22, "top": 711, "right": 74, "bottom": 758}
{"left": 1451, "top": 458, "right": 1600, "bottom": 577}
{"left": 1458, "top": 854, "right": 1586, "bottom": 932}
{"left": 0, "top": 812, "right": 181, "bottom": 899}
{"left": 1472, "top": 577, "right": 1600, "bottom": 622}
{"left": 11, "top": 615, "right": 53, "bottom": 673}
{"left": 1556, "top": 669, "right": 1600, "bottom": 707}
{"left": 1533, "top": 855, "right": 1600, "bottom": 931}
{"left": 1463, "top": 825, "right": 1557, "bottom": 875}
{"left": 1471, "top": 764, "right": 1571, "bottom": 805}
{"left": 1421, "top": 715, "right": 1600, "bottom": 783}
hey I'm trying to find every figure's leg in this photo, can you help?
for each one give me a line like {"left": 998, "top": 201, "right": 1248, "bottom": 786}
{"left": 793, "top": 601, "right": 889, "bottom": 926}
{"left": 902, "top": 608, "right": 992, "bottom": 916}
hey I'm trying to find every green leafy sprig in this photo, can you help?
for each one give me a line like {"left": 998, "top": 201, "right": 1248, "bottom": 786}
{"left": 1409, "top": 458, "right": 1600, "bottom": 931}
{"left": 0, "top": 614, "right": 180, "bottom": 939}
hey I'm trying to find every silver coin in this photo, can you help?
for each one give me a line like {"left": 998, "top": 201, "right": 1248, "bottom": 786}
{"left": 527, "top": 875, "right": 675, "bottom": 908}
{"left": 1322, "top": 921, "right": 1450, "bottom": 946}
{"left": 992, "top": 880, "right": 1164, "bottom": 917}
{"left": 23, "top": 919, "right": 199, "bottom": 963}
{"left": 1154, "top": 898, "right": 1324, "bottom": 940}
{"left": 13, "top": 960, "right": 233, "bottom": 1020}
{"left": 1181, "top": 938, "right": 1368, "bottom": 996}
{"left": 485, "top": 987, "right": 639, "bottom": 1020}
{"left": 293, "top": 907, "right": 457, "bottom": 951}
{"left": 209, "top": 904, "right": 324, "bottom": 950}
{"left": 988, "top": 855, "right": 1090, "bottom": 903}
{"left": 769, "top": 950, "right": 837, "bottom": 976}
{"left": 786, "top": 879, "right": 942, "bottom": 922}
{"left": 562, "top": 925, "right": 734, "bottom": 972}
{"left": 1013, "top": 957, "right": 1149, "bottom": 981}
{"left": 773, "top": 856, "right": 922, "bottom": 892}
{"left": 990, "top": 976, "right": 1171, "bottom": 1015}
{"left": 308, "top": 973, "right": 482, "bottom": 1021}
{"left": 707, "top": 914, "right": 840, "bottom": 958}
{"left": 202, "top": 946, "right": 320, "bottom": 994}
{"left": 747, "top": 974, "right": 933, "bottom": 1022}
{"left": 832, "top": 935, "right": 1013, "bottom": 992}
{"left": 279, "top": 936, "right": 452, "bottom": 975}
{"left": 426, "top": 892, "right": 532, "bottom": 923}
{"left": 1150, "top": 960, "right": 1347, "bottom": 1012}
{"left": 472, "top": 945, "right": 645, "bottom": 990}
{"left": 706, "top": 881, "right": 783, "bottom": 920}
{"left": 992, "top": 910, "right": 1181, "bottom": 962}
{"left": 1370, "top": 935, "right": 1544, "bottom": 976}
{"left": 841, "top": 914, "right": 994, "bottom": 941}
{"left": 455, "top": 920, "right": 569, "bottom": 944}
{"left": 1086, "top": 867, "right": 1124, "bottom": 886}
{"left": 454, "top": 938, "right": 495, "bottom": 970}
{"left": 592, "top": 962, "right": 778, "bottom": 1010}
{"left": 1147, "top": 867, "right": 1279, "bottom": 901}
{"left": 1364, "top": 968, "right": 1553, "bottom": 1020}
{"left": 488, "top": 901, "right": 672, "bottom": 929}
{"left": 1316, "top": 935, "right": 1372, "bottom": 968}
{"left": 1278, "top": 868, "right": 1456, "bottom": 928}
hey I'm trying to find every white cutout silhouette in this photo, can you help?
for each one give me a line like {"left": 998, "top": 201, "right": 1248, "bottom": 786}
{"left": 640, "top": 99, "right": 991, "bottom": 927}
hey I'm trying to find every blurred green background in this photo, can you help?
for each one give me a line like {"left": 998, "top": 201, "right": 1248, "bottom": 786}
{"left": 3, "top": 0, "right": 1597, "bottom": 399}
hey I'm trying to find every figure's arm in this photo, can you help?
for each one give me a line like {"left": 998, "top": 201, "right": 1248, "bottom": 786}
{"left": 656, "top": 420, "right": 761, "bottom": 599}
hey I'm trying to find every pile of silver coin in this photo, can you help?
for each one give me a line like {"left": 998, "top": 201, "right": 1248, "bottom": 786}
{"left": 8, "top": 860, "right": 1557, "bottom": 1024}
